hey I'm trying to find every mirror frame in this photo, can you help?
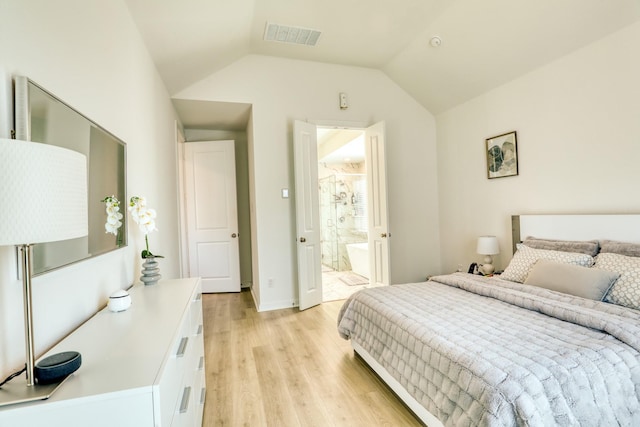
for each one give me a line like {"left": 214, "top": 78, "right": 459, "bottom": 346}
{"left": 13, "top": 76, "right": 127, "bottom": 275}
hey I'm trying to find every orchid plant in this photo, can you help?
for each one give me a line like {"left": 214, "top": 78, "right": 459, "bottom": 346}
{"left": 101, "top": 195, "right": 124, "bottom": 235}
{"left": 101, "top": 195, "right": 163, "bottom": 259}
{"left": 128, "top": 196, "right": 163, "bottom": 259}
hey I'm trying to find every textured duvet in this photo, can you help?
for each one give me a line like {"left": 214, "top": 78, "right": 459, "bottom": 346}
{"left": 337, "top": 273, "right": 640, "bottom": 426}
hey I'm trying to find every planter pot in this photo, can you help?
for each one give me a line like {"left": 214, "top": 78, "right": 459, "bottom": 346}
{"left": 140, "top": 256, "right": 161, "bottom": 285}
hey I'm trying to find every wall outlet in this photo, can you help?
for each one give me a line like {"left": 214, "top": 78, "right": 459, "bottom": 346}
{"left": 339, "top": 92, "right": 348, "bottom": 110}
{"left": 268, "top": 278, "right": 274, "bottom": 288}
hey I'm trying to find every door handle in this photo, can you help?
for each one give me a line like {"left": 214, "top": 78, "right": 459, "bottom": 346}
{"left": 231, "top": 233, "right": 238, "bottom": 238}
{"left": 300, "top": 237, "right": 306, "bottom": 242}
{"left": 381, "top": 233, "right": 387, "bottom": 238}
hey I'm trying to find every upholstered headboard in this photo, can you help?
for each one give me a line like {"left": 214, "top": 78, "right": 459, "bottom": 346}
{"left": 511, "top": 214, "right": 640, "bottom": 254}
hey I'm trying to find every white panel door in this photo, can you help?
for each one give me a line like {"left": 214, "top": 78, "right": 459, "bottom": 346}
{"left": 293, "top": 120, "right": 323, "bottom": 310}
{"left": 184, "top": 141, "right": 240, "bottom": 293}
{"left": 365, "top": 122, "right": 390, "bottom": 286}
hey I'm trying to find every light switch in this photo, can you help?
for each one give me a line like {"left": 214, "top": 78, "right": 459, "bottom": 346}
{"left": 281, "top": 188, "right": 289, "bottom": 198}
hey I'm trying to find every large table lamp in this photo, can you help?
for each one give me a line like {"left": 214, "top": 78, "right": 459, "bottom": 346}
{"left": 0, "top": 137, "right": 87, "bottom": 405}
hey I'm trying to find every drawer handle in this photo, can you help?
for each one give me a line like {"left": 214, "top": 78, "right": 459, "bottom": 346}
{"left": 200, "top": 387, "right": 206, "bottom": 405}
{"left": 198, "top": 356, "right": 204, "bottom": 370}
{"left": 176, "top": 337, "right": 189, "bottom": 357}
{"left": 197, "top": 324, "right": 203, "bottom": 335}
{"left": 179, "top": 386, "right": 191, "bottom": 413}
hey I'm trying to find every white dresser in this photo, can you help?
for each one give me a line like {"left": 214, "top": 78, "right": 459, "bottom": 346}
{"left": 0, "top": 277, "right": 206, "bottom": 427}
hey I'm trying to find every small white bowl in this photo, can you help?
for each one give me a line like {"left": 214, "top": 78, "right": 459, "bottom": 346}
{"left": 108, "top": 289, "right": 132, "bottom": 312}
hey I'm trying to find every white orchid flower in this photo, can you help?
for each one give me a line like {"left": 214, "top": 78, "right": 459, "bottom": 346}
{"left": 128, "top": 196, "right": 163, "bottom": 258}
{"left": 102, "top": 195, "right": 123, "bottom": 236}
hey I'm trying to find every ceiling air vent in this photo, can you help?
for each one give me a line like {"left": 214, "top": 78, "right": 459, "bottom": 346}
{"left": 263, "top": 22, "right": 321, "bottom": 47}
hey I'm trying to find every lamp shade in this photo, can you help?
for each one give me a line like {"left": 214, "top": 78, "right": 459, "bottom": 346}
{"left": 477, "top": 235, "right": 499, "bottom": 255}
{"left": 0, "top": 138, "right": 88, "bottom": 245}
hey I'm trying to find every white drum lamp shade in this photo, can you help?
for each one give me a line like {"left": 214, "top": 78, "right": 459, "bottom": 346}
{"left": 0, "top": 137, "right": 87, "bottom": 403}
{"left": 0, "top": 138, "right": 88, "bottom": 245}
{"left": 477, "top": 236, "right": 499, "bottom": 275}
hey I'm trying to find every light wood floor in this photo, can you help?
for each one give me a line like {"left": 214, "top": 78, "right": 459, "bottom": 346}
{"left": 201, "top": 289, "right": 423, "bottom": 427}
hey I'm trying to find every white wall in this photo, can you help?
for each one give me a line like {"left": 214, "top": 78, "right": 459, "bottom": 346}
{"left": 0, "top": 1, "right": 181, "bottom": 376}
{"left": 436, "top": 21, "right": 640, "bottom": 273}
{"left": 176, "top": 55, "right": 440, "bottom": 310}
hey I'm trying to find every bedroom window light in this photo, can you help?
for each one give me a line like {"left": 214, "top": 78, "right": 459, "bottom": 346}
{"left": 477, "top": 236, "right": 500, "bottom": 275}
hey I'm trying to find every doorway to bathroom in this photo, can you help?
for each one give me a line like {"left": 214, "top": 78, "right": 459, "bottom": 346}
{"left": 317, "top": 128, "right": 374, "bottom": 302}
{"left": 294, "top": 120, "right": 389, "bottom": 310}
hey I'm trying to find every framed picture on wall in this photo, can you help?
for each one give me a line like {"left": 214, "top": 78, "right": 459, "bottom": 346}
{"left": 486, "top": 131, "right": 518, "bottom": 179}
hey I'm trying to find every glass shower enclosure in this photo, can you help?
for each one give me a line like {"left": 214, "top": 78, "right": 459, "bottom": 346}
{"left": 318, "top": 174, "right": 367, "bottom": 272}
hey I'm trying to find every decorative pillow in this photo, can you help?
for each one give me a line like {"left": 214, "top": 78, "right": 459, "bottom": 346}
{"left": 595, "top": 252, "right": 640, "bottom": 309}
{"left": 522, "top": 236, "right": 599, "bottom": 256}
{"left": 524, "top": 259, "right": 619, "bottom": 300}
{"left": 600, "top": 240, "right": 640, "bottom": 258}
{"left": 501, "top": 244, "right": 595, "bottom": 283}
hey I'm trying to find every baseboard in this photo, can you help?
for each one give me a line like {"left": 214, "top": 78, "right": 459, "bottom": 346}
{"left": 257, "top": 298, "right": 297, "bottom": 312}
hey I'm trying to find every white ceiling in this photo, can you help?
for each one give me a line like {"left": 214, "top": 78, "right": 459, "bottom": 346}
{"left": 318, "top": 128, "right": 365, "bottom": 164}
{"left": 125, "top": 0, "right": 640, "bottom": 122}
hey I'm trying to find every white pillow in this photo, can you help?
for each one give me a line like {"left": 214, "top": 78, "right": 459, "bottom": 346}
{"left": 524, "top": 259, "right": 619, "bottom": 300}
{"left": 501, "top": 244, "right": 595, "bottom": 283}
{"left": 595, "top": 252, "right": 640, "bottom": 310}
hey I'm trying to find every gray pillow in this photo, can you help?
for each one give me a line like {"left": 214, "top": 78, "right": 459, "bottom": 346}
{"left": 523, "top": 236, "right": 599, "bottom": 257}
{"left": 600, "top": 240, "right": 640, "bottom": 258}
{"left": 524, "top": 259, "right": 620, "bottom": 301}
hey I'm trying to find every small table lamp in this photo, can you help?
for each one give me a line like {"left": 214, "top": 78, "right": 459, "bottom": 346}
{"left": 0, "top": 138, "right": 87, "bottom": 406}
{"left": 477, "top": 236, "right": 499, "bottom": 275}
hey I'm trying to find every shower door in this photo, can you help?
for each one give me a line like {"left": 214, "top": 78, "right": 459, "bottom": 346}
{"left": 319, "top": 176, "right": 339, "bottom": 271}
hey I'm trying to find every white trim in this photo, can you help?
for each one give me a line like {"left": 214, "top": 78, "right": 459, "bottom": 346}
{"left": 175, "top": 123, "right": 189, "bottom": 278}
{"left": 310, "top": 119, "right": 368, "bottom": 129}
{"left": 352, "top": 341, "right": 444, "bottom": 427}
{"left": 257, "top": 298, "right": 297, "bottom": 312}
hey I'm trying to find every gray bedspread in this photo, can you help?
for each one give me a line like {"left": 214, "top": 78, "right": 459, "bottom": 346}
{"left": 337, "top": 273, "right": 640, "bottom": 426}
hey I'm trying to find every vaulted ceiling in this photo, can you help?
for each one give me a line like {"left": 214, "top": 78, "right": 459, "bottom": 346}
{"left": 124, "top": 0, "right": 640, "bottom": 115}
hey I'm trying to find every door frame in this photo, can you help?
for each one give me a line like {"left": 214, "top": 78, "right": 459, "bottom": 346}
{"left": 175, "top": 122, "right": 188, "bottom": 277}
{"left": 295, "top": 119, "right": 390, "bottom": 309}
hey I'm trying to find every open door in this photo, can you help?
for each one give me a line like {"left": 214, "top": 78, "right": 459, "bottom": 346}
{"left": 365, "top": 121, "right": 390, "bottom": 286}
{"left": 293, "top": 121, "right": 323, "bottom": 310}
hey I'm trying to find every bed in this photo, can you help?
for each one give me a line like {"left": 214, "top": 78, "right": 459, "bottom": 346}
{"left": 337, "top": 214, "right": 640, "bottom": 426}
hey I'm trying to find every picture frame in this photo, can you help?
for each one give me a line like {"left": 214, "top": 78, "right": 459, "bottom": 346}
{"left": 486, "top": 131, "right": 518, "bottom": 179}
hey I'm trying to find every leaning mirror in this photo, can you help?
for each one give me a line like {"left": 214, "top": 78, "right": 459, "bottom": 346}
{"left": 14, "top": 76, "right": 127, "bottom": 275}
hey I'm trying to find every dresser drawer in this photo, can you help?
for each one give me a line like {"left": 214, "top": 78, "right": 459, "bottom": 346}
{"left": 194, "top": 361, "right": 206, "bottom": 427}
{"left": 171, "top": 359, "right": 205, "bottom": 427}
{"left": 168, "top": 286, "right": 205, "bottom": 426}
{"left": 171, "top": 384, "right": 197, "bottom": 427}
{"left": 190, "top": 293, "right": 203, "bottom": 337}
